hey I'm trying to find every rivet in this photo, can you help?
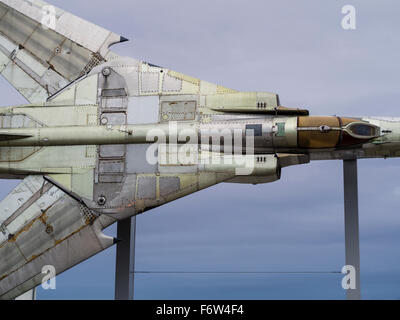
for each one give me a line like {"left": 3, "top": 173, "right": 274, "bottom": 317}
{"left": 97, "top": 196, "right": 107, "bottom": 206}
{"left": 101, "top": 117, "right": 108, "bottom": 125}
{"left": 102, "top": 68, "right": 111, "bottom": 77}
{"left": 45, "top": 225, "right": 54, "bottom": 234}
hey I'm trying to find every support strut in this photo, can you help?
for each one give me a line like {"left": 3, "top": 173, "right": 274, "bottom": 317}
{"left": 343, "top": 159, "right": 361, "bottom": 300}
{"left": 115, "top": 216, "right": 136, "bottom": 300}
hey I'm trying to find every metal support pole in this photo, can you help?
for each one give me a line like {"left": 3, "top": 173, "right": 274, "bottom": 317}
{"left": 343, "top": 159, "right": 361, "bottom": 300}
{"left": 115, "top": 216, "right": 136, "bottom": 300}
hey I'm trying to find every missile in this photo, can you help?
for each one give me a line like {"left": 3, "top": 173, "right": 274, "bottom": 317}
{"left": 0, "top": 122, "right": 197, "bottom": 147}
{"left": 0, "top": 117, "right": 381, "bottom": 151}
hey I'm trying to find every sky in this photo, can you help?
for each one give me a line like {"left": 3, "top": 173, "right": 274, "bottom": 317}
{"left": 1, "top": 0, "right": 400, "bottom": 300}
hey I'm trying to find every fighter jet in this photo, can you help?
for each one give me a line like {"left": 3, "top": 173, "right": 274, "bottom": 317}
{"left": 0, "top": 0, "right": 397, "bottom": 299}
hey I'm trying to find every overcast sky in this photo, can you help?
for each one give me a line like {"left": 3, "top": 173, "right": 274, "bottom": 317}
{"left": 2, "top": 0, "right": 400, "bottom": 299}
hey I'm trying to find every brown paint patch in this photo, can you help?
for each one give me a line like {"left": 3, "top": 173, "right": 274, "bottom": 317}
{"left": 299, "top": 131, "right": 340, "bottom": 148}
{"left": 298, "top": 116, "right": 340, "bottom": 128}
{"left": 340, "top": 131, "right": 365, "bottom": 147}
{"left": 341, "top": 117, "right": 360, "bottom": 126}
{"left": 298, "top": 117, "right": 341, "bottom": 148}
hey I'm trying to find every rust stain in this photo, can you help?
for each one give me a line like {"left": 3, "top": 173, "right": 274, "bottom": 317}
{"left": 1, "top": 218, "right": 98, "bottom": 283}
{"left": 124, "top": 201, "right": 135, "bottom": 209}
{"left": 6, "top": 208, "right": 52, "bottom": 244}
{"left": 8, "top": 219, "right": 36, "bottom": 243}
{"left": 39, "top": 212, "right": 49, "bottom": 224}
{"left": 53, "top": 223, "right": 91, "bottom": 247}
{"left": 27, "top": 254, "right": 38, "bottom": 263}
{"left": 45, "top": 225, "right": 54, "bottom": 235}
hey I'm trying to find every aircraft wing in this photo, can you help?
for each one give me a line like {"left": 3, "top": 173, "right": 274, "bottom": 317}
{"left": 0, "top": 0, "right": 126, "bottom": 298}
{"left": 0, "top": 0, "right": 125, "bottom": 103}
{"left": 0, "top": 176, "right": 116, "bottom": 299}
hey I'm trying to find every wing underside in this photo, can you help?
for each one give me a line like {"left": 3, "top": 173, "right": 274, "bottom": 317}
{"left": 0, "top": 0, "right": 124, "bottom": 103}
{"left": 0, "top": 176, "right": 116, "bottom": 299}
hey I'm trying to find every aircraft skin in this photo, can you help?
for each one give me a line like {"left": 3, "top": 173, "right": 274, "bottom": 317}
{"left": 0, "top": 0, "right": 399, "bottom": 299}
